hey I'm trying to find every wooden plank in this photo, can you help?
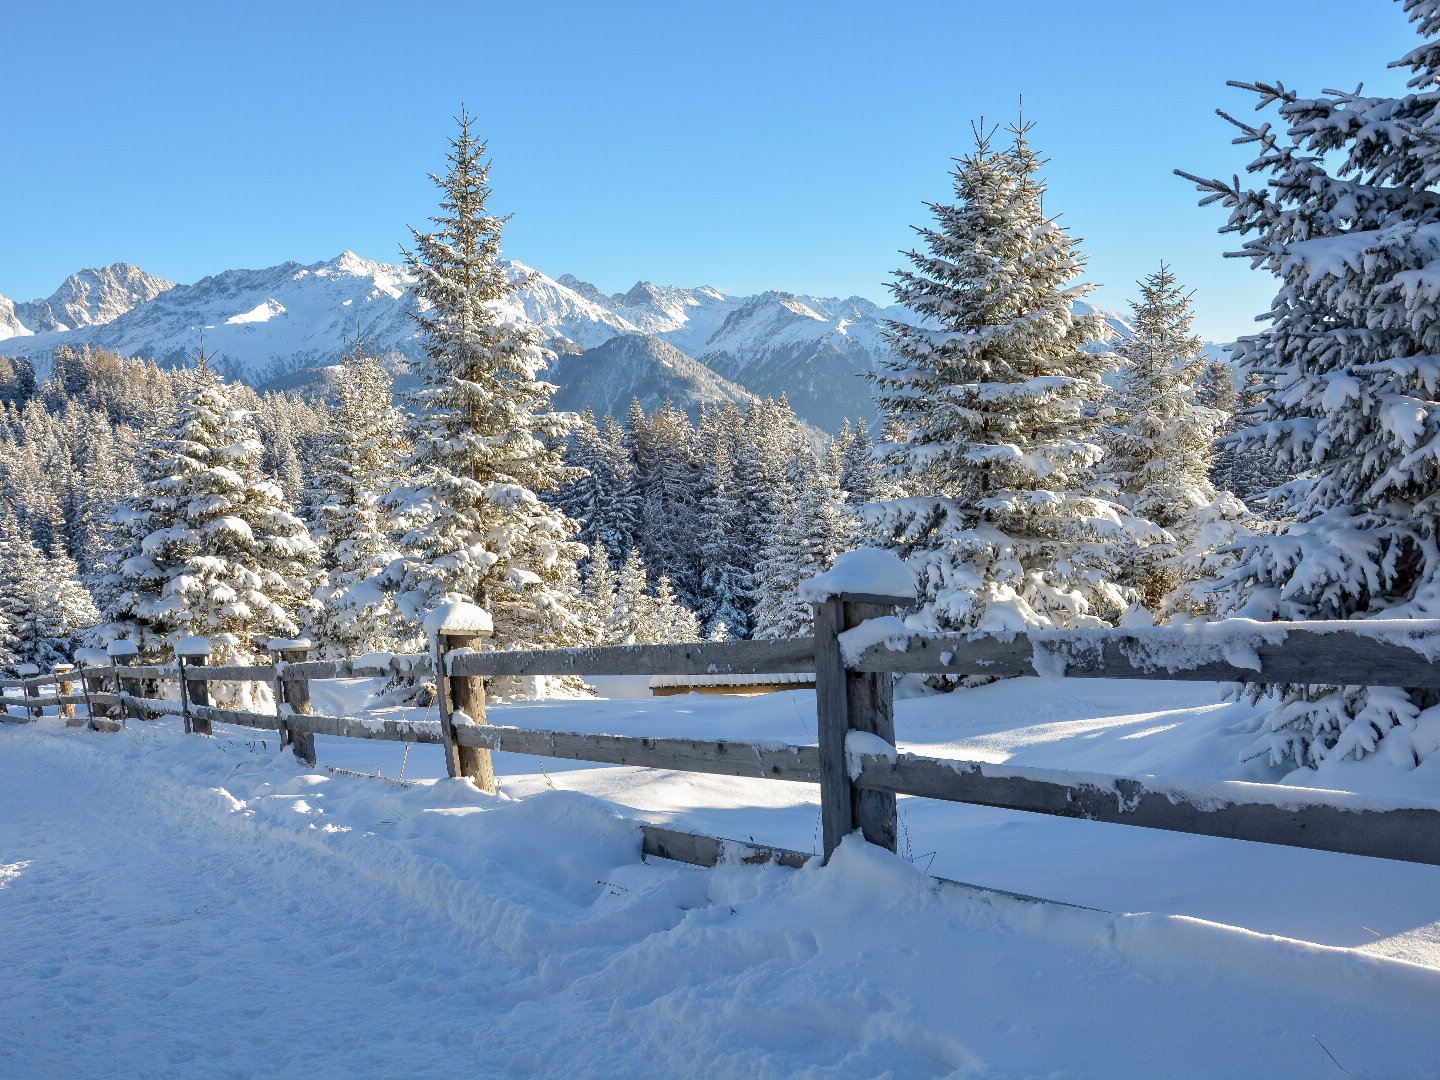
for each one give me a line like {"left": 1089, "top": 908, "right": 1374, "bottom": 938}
{"left": 852, "top": 752, "right": 1440, "bottom": 866}
{"left": 283, "top": 654, "right": 432, "bottom": 680}
{"left": 849, "top": 623, "right": 1440, "bottom": 687}
{"left": 176, "top": 702, "right": 441, "bottom": 744}
{"left": 454, "top": 724, "right": 821, "bottom": 782}
{"left": 288, "top": 713, "right": 444, "bottom": 744}
{"left": 0, "top": 676, "right": 56, "bottom": 694}
{"left": 812, "top": 598, "right": 852, "bottom": 862}
{"left": 637, "top": 824, "right": 1095, "bottom": 909}
{"left": 183, "top": 664, "right": 274, "bottom": 682}
{"left": 641, "top": 825, "right": 815, "bottom": 869}
{"left": 110, "top": 664, "right": 176, "bottom": 680}
{"left": 446, "top": 637, "right": 817, "bottom": 679}
{"left": 190, "top": 704, "right": 283, "bottom": 732}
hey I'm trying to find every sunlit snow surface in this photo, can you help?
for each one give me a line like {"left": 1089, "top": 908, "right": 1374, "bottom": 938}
{"left": 2, "top": 677, "right": 1439, "bottom": 1078}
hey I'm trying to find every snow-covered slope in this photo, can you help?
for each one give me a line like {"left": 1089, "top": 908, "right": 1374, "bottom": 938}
{"left": 550, "top": 333, "right": 756, "bottom": 419}
{"left": 0, "top": 255, "right": 1154, "bottom": 429}
{"left": 0, "top": 295, "right": 31, "bottom": 342}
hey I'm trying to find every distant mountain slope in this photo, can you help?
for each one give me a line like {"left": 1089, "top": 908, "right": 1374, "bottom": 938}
{"left": 550, "top": 333, "right": 756, "bottom": 419}
{"left": 1, "top": 254, "right": 1150, "bottom": 429}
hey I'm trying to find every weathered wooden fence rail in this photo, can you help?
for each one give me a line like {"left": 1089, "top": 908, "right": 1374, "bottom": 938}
{"left": 7, "top": 606, "right": 1440, "bottom": 900}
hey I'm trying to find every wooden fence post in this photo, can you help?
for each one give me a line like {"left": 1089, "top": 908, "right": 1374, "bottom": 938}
{"left": 53, "top": 664, "right": 78, "bottom": 725}
{"left": 74, "top": 648, "right": 111, "bottom": 731}
{"left": 812, "top": 589, "right": 912, "bottom": 863}
{"left": 16, "top": 663, "right": 41, "bottom": 721}
{"left": 428, "top": 602, "right": 496, "bottom": 793}
{"left": 106, "top": 640, "right": 139, "bottom": 723}
{"left": 269, "top": 639, "right": 315, "bottom": 766}
{"left": 176, "top": 638, "right": 212, "bottom": 736}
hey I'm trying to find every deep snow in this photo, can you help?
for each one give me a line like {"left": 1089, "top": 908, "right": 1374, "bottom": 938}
{"left": 2, "top": 677, "right": 1439, "bottom": 1078}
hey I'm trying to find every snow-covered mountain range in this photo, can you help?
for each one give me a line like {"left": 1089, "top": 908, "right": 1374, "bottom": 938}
{"left": 0, "top": 253, "right": 1138, "bottom": 430}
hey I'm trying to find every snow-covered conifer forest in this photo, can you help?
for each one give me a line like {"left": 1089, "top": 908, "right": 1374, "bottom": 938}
{"left": 5, "top": 2, "right": 1440, "bottom": 1076}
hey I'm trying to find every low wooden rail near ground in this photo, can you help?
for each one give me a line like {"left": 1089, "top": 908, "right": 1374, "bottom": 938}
{"left": 5, "top": 605, "right": 1440, "bottom": 902}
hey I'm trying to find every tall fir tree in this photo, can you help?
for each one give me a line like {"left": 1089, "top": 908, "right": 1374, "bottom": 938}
{"left": 382, "top": 112, "right": 586, "bottom": 651}
{"left": 1180, "top": 0, "right": 1440, "bottom": 766}
{"left": 98, "top": 360, "right": 319, "bottom": 663}
{"left": 867, "top": 121, "right": 1131, "bottom": 635}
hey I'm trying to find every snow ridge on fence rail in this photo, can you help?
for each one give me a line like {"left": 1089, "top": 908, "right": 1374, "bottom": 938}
{"left": 842, "top": 619, "right": 1440, "bottom": 687}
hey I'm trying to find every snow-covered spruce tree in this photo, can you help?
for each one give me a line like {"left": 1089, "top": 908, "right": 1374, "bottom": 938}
{"left": 1178, "top": 0, "right": 1440, "bottom": 766}
{"left": 695, "top": 440, "right": 752, "bottom": 638}
{"left": 98, "top": 360, "right": 319, "bottom": 665}
{"left": 631, "top": 399, "right": 702, "bottom": 608}
{"left": 753, "top": 450, "right": 851, "bottom": 639}
{"left": 651, "top": 573, "right": 701, "bottom": 643}
{"left": 308, "top": 345, "right": 406, "bottom": 657}
{"left": 1104, "top": 265, "right": 1230, "bottom": 611}
{"left": 1196, "top": 359, "right": 1240, "bottom": 495}
{"left": 0, "top": 509, "right": 53, "bottom": 666}
{"left": 611, "top": 547, "right": 657, "bottom": 645}
{"left": 579, "top": 540, "right": 619, "bottom": 645}
{"left": 382, "top": 112, "right": 586, "bottom": 653}
{"left": 557, "top": 407, "right": 642, "bottom": 559}
{"left": 867, "top": 121, "right": 1132, "bottom": 635}
{"left": 0, "top": 609, "right": 16, "bottom": 669}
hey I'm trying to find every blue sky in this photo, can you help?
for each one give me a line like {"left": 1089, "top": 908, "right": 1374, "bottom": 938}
{"left": 1, "top": 0, "right": 1417, "bottom": 341}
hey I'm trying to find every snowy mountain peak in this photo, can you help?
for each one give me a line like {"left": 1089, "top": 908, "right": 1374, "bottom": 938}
{"left": 14, "top": 262, "right": 173, "bottom": 334}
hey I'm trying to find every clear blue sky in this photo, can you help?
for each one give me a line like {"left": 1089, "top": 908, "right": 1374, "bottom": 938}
{"left": 0, "top": 0, "right": 1417, "bottom": 342}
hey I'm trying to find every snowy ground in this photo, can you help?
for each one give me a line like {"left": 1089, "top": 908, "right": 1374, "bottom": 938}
{"left": 3, "top": 677, "right": 1439, "bottom": 1078}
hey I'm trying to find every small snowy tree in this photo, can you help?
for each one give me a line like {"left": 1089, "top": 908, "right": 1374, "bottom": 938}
{"left": 1179, "top": 0, "right": 1440, "bottom": 765}
{"left": 753, "top": 452, "right": 851, "bottom": 639}
{"left": 0, "top": 510, "right": 52, "bottom": 667}
{"left": 99, "top": 360, "right": 319, "bottom": 664}
{"left": 308, "top": 346, "right": 406, "bottom": 657}
{"left": 867, "top": 120, "right": 1132, "bottom": 637}
{"left": 1104, "top": 265, "right": 1225, "bottom": 611}
{"left": 383, "top": 112, "right": 586, "bottom": 652}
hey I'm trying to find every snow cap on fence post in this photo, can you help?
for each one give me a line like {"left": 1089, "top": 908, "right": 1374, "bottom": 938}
{"left": 175, "top": 637, "right": 213, "bottom": 659}
{"left": 14, "top": 662, "right": 39, "bottom": 676}
{"left": 799, "top": 548, "right": 917, "bottom": 607}
{"left": 423, "top": 600, "right": 494, "bottom": 640}
{"left": 105, "top": 640, "right": 139, "bottom": 660}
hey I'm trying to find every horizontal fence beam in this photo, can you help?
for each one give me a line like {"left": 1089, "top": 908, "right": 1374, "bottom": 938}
{"left": 184, "top": 664, "right": 275, "bottom": 682}
{"left": 455, "top": 724, "right": 821, "bottom": 783}
{"left": 446, "top": 637, "right": 817, "bottom": 679}
{"left": 0, "top": 674, "right": 57, "bottom": 689}
{"left": 848, "top": 621, "right": 1440, "bottom": 687}
{"left": 111, "top": 664, "right": 176, "bottom": 681}
{"left": 283, "top": 654, "right": 432, "bottom": 680}
{"left": 640, "top": 825, "right": 814, "bottom": 869}
{"left": 852, "top": 753, "right": 1440, "bottom": 866}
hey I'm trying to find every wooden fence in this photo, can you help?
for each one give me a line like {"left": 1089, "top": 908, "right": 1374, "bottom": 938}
{"left": 5, "top": 598, "right": 1440, "bottom": 903}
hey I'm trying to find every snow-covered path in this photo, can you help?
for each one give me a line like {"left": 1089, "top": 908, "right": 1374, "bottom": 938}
{"left": 5, "top": 717, "right": 1440, "bottom": 1079}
